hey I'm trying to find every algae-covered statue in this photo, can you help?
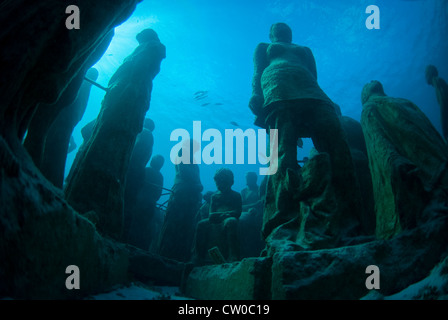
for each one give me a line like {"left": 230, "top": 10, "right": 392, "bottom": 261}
{"left": 249, "top": 22, "right": 361, "bottom": 241}
{"left": 192, "top": 168, "right": 242, "bottom": 265}
{"left": 155, "top": 140, "right": 203, "bottom": 262}
{"left": 361, "top": 80, "right": 448, "bottom": 239}
{"left": 127, "top": 154, "right": 165, "bottom": 250}
{"left": 65, "top": 28, "right": 166, "bottom": 239}
{"left": 426, "top": 65, "right": 448, "bottom": 141}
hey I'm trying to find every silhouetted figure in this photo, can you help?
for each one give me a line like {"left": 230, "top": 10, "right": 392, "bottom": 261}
{"left": 21, "top": 30, "right": 113, "bottom": 165}
{"left": 65, "top": 29, "right": 166, "bottom": 239}
{"left": 426, "top": 65, "right": 448, "bottom": 141}
{"left": 249, "top": 22, "right": 361, "bottom": 240}
{"left": 127, "top": 154, "right": 164, "bottom": 250}
{"left": 241, "top": 172, "right": 262, "bottom": 212}
{"left": 196, "top": 191, "right": 214, "bottom": 223}
{"left": 123, "top": 118, "right": 155, "bottom": 239}
{"left": 361, "top": 80, "right": 448, "bottom": 239}
{"left": 334, "top": 104, "right": 375, "bottom": 235}
{"left": 68, "top": 136, "right": 77, "bottom": 154}
{"left": 239, "top": 172, "right": 264, "bottom": 258}
{"left": 156, "top": 140, "right": 203, "bottom": 262}
{"left": 38, "top": 68, "right": 99, "bottom": 188}
{"left": 192, "top": 168, "right": 242, "bottom": 265}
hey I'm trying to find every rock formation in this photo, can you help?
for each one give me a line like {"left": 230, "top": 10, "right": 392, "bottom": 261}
{"left": 0, "top": 0, "right": 144, "bottom": 299}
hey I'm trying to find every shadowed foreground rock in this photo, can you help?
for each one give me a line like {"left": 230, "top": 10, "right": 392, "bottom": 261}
{"left": 0, "top": 0, "right": 143, "bottom": 299}
{"left": 184, "top": 209, "right": 448, "bottom": 300}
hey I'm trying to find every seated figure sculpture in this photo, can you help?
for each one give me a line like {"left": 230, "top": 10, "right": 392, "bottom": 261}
{"left": 361, "top": 80, "right": 448, "bottom": 239}
{"left": 426, "top": 65, "right": 448, "bottom": 141}
{"left": 192, "top": 168, "right": 242, "bottom": 265}
{"left": 249, "top": 22, "right": 361, "bottom": 242}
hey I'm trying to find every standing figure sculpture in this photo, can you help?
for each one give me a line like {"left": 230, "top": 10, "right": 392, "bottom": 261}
{"left": 361, "top": 80, "right": 448, "bottom": 239}
{"left": 249, "top": 23, "right": 361, "bottom": 241}
{"left": 155, "top": 140, "right": 203, "bottom": 262}
{"left": 426, "top": 65, "right": 448, "bottom": 141}
{"left": 65, "top": 29, "right": 166, "bottom": 239}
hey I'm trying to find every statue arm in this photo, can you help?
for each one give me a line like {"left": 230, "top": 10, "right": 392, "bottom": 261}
{"left": 433, "top": 77, "right": 448, "bottom": 110}
{"left": 305, "top": 47, "right": 318, "bottom": 80}
{"left": 249, "top": 43, "right": 269, "bottom": 115}
{"left": 209, "top": 193, "right": 242, "bottom": 223}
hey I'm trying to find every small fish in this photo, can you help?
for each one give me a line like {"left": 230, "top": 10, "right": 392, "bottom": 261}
{"left": 230, "top": 121, "right": 239, "bottom": 127}
{"left": 201, "top": 103, "right": 211, "bottom": 107}
{"left": 194, "top": 90, "right": 208, "bottom": 96}
{"left": 214, "top": 102, "right": 223, "bottom": 106}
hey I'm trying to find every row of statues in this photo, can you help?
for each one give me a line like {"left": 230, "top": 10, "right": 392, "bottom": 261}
{"left": 21, "top": 23, "right": 448, "bottom": 267}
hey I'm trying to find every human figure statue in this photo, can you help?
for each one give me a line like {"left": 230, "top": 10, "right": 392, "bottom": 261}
{"left": 196, "top": 191, "right": 214, "bottom": 223}
{"left": 426, "top": 65, "right": 448, "bottom": 141}
{"left": 127, "top": 154, "right": 164, "bottom": 250}
{"left": 65, "top": 29, "right": 166, "bottom": 239}
{"left": 249, "top": 22, "right": 361, "bottom": 241}
{"left": 334, "top": 104, "right": 375, "bottom": 235}
{"left": 239, "top": 171, "right": 265, "bottom": 258}
{"left": 21, "top": 30, "right": 113, "bottom": 167}
{"left": 192, "top": 168, "right": 242, "bottom": 265}
{"left": 39, "top": 67, "right": 99, "bottom": 188}
{"left": 241, "top": 172, "right": 262, "bottom": 212}
{"left": 361, "top": 80, "right": 448, "bottom": 239}
{"left": 123, "top": 118, "right": 155, "bottom": 239}
{"left": 68, "top": 136, "right": 77, "bottom": 154}
{"left": 155, "top": 140, "right": 203, "bottom": 262}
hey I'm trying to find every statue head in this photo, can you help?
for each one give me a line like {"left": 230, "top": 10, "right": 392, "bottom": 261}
{"left": 245, "top": 171, "right": 258, "bottom": 187}
{"left": 361, "top": 80, "right": 386, "bottom": 105}
{"left": 214, "top": 168, "right": 234, "bottom": 192}
{"left": 269, "top": 23, "right": 292, "bottom": 43}
{"left": 425, "top": 65, "right": 438, "bottom": 85}
{"left": 144, "top": 117, "right": 155, "bottom": 132}
{"left": 136, "top": 28, "right": 160, "bottom": 44}
{"left": 85, "top": 67, "right": 99, "bottom": 81}
{"left": 150, "top": 154, "right": 165, "bottom": 171}
{"left": 176, "top": 139, "right": 200, "bottom": 164}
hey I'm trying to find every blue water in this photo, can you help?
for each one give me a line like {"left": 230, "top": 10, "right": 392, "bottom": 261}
{"left": 66, "top": 0, "right": 448, "bottom": 201}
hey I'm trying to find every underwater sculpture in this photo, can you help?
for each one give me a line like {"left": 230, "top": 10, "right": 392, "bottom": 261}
{"left": 65, "top": 28, "right": 166, "bottom": 239}
{"left": 241, "top": 171, "right": 262, "bottom": 212}
{"left": 196, "top": 191, "right": 214, "bottom": 222}
{"left": 156, "top": 140, "right": 203, "bottom": 262}
{"left": 123, "top": 118, "right": 155, "bottom": 240}
{"left": 192, "top": 168, "right": 242, "bottom": 265}
{"left": 249, "top": 22, "right": 361, "bottom": 242}
{"left": 334, "top": 105, "right": 375, "bottom": 235}
{"left": 239, "top": 172, "right": 265, "bottom": 258}
{"left": 22, "top": 30, "right": 113, "bottom": 170}
{"left": 426, "top": 65, "right": 448, "bottom": 141}
{"left": 39, "top": 67, "right": 99, "bottom": 188}
{"left": 0, "top": 0, "right": 144, "bottom": 299}
{"left": 361, "top": 80, "right": 448, "bottom": 239}
{"left": 127, "top": 154, "right": 164, "bottom": 251}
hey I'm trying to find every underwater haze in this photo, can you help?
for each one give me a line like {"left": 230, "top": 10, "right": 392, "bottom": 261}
{"left": 66, "top": 0, "right": 448, "bottom": 196}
